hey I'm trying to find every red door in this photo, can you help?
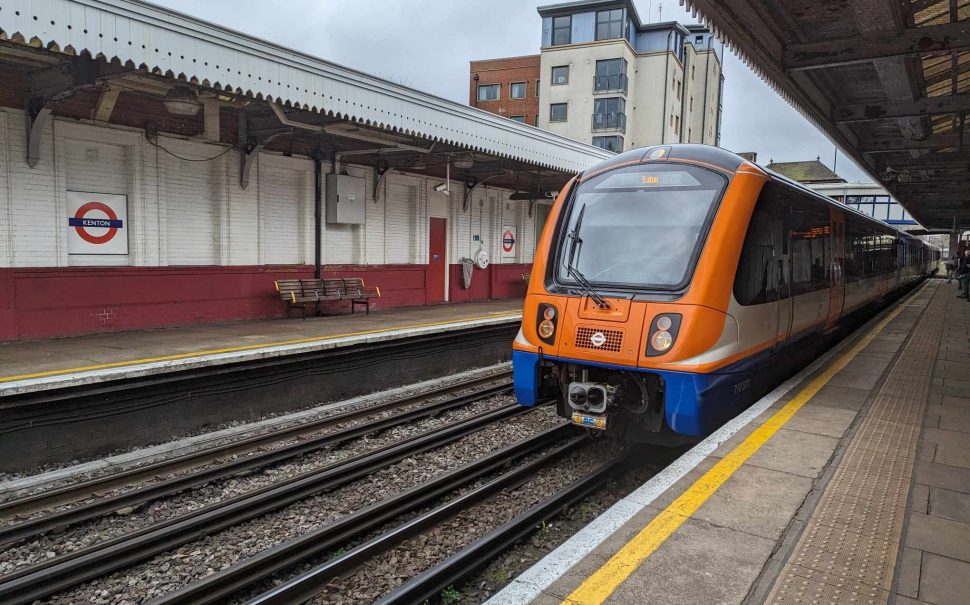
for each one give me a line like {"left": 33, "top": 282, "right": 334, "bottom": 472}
{"left": 427, "top": 218, "right": 446, "bottom": 303}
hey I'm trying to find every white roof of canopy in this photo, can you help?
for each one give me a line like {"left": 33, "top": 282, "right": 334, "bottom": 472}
{"left": 0, "top": 0, "right": 613, "bottom": 173}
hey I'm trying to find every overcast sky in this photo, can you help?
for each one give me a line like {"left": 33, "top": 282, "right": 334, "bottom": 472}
{"left": 152, "top": 0, "right": 872, "bottom": 182}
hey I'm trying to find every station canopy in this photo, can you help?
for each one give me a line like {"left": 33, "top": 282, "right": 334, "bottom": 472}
{"left": 690, "top": 0, "right": 970, "bottom": 231}
{"left": 0, "top": 0, "right": 611, "bottom": 202}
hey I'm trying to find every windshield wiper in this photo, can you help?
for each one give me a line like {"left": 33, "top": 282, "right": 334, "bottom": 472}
{"left": 565, "top": 204, "right": 611, "bottom": 309}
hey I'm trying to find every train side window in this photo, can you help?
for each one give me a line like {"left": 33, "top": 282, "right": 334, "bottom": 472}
{"left": 789, "top": 193, "right": 830, "bottom": 295}
{"left": 734, "top": 182, "right": 787, "bottom": 305}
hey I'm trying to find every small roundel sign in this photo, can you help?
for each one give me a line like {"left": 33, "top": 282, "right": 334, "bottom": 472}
{"left": 500, "top": 225, "right": 516, "bottom": 258}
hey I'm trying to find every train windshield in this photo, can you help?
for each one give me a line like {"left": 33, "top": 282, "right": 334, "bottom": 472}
{"left": 556, "top": 163, "right": 727, "bottom": 290}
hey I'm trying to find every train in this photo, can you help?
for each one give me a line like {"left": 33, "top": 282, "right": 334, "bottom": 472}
{"left": 512, "top": 145, "right": 940, "bottom": 441}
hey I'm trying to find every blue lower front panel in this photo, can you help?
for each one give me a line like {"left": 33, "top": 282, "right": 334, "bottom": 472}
{"left": 512, "top": 349, "right": 777, "bottom": 436}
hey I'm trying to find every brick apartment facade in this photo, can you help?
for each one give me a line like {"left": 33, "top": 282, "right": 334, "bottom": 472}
{"left": 469, "top": 55, "right": 541, "bottom": 126}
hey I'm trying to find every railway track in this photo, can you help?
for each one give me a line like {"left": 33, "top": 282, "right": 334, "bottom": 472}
{"left": 0, "top": 383, "right": 527, "bottom": 605}
{"left": 0, "top": 372, "right": 511, "bottom": 541}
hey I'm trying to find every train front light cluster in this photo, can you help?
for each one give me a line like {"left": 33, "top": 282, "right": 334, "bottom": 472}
{"left": 536, "top": 303, "right": 558, "bottom": 345}
{"left": 647, "top": 313, "right": 682, "bottom": 357}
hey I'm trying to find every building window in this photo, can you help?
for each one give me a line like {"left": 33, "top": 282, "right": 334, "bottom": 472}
{"left": 691, "top": 65, "right": 695, "bottom": 80}
{"left": 676, "top": 80, "right": 682, "bottom": 101}
{"left": 510, "top": 82, "right": 527, "bottom": 99}
{"left": 688, "top": 127, "right": 692, "bottom": 141}
{"left": 592, "top": 135, "right": 623, "bottom": 152}
{"left": 689, "top": 96, "right": 694, "bottom": 111}
{"left": 675, "top": 114, "right": 680, "bottom": 131}
{"left": 592, "top": 97, "right": 625, "bottom": 131}
{"left": 536, "top": 79, "right": 540, "bottom": 96}
{"left": 550, "top": 103, "right": 568, "bottom": 122}
{"left": 595, "top": 9, "right": 624, "bottom": 40}
{"left": 552, "top": 65, "right": 569, "bottom": 85}
{"left": 594, "top": 58, "right": 628, "bottom": 93}
{"left": 552, "top": 15, "right": 572, "bottom": 45}
{"left": 695, "top": 35, "right": 704, "bottom": 44}
{"left": 477, "top": 84, "right": 500, "bottom": 102}
{"left": 509, "top": 115, "right": 526, "bottom": 123}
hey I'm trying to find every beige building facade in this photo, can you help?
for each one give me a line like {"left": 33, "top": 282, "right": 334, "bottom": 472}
{"left": 535, "top": 0, "right": 723, "bottom": 152}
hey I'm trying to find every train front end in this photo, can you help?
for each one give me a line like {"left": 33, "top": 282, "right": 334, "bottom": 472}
{"left": 513, "top": 146, "right": 766, "bottom": 440}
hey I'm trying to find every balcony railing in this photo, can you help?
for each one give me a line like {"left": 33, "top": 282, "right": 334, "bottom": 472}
{"left": 591, "top": 112, "right": 627, "bottom": 133}
{"left": 593, "top": 74, "right": 628, "bottom": 95}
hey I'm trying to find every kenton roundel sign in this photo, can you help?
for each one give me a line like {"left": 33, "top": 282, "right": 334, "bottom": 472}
{"left": 66, "top": 192, "right": 129, "bottom": 255}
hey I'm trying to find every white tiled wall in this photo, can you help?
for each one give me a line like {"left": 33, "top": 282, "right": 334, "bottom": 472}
{"left": 0, "top": 108, "right": 537, "bottom": 271}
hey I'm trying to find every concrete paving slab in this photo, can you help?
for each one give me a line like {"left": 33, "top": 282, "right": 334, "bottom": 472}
{"left": 826, "top": 369, "right": 885, "bottom": 390}
{"left": 689, "top": 464, "right": 814, "bottom": 541}
{"left": 918, "top": 552, "right": 970, "bottom": 605}
{"left": 905, "top": 512, "right": 970, "bottom": 561}
{"left": 929, "top": 487, "right": 970, "bottom": 524}
{"left": 761, "top": 404, "right": 858, "bottom": 438}
{"left": 712, "top": 428, "right": 840, "bottom": 479}
{"left": 921, "top": 427, "right": 970, "bottom": 449}
{"left": 603, "top": 517, "right": 775, "bottom": 605}
{"left": 897, "top": 546, "right": 922, "bottom": 598}
{"left": 807, "top": 384, "right": 872, "bottom": 411}
{"left": 938, "top": 416, "right": 970, "bottom": 433}
{"left": 934, "top": 445, "right": 970, "bottom": 469}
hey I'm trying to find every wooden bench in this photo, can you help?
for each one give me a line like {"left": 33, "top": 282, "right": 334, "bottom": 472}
{"left": 275, "top": 277, "right": 381, "bottom": 318}
{"left": 336, "top": 277, "right": 381, "bottom": 314}
{"left": 274, "top": 279, "right": 330, "bottom": 320}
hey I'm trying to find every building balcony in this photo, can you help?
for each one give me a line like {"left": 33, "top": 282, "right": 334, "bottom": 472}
{"left": 593, "top": 74, "right": 628, "bottom": 95}
{"left": 591, "top": 112, "right": 627, "bottom": 133}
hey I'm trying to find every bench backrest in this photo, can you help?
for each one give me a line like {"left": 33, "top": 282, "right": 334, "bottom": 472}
{"left": 342, "top": 277, "right": 365, "bottom": 296}
{"left": 275, "top": 279, "right": 303, "bottom": 302}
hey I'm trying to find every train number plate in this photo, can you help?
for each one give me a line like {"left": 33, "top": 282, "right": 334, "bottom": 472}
{"left": 571, "top": 413, "right": 607, "bottom": 430}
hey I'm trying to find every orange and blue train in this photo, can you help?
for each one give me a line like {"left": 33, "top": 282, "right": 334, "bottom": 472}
{"left": 513, "top": 145, "right": 939, "bottom": 440}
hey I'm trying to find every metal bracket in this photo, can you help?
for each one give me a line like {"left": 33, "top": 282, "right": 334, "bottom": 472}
{"left": 238, "top": 112, "right": 288, "bottom": 189}
{"left": 372, "top": 159, "right": 394, "bottom": 202}
{"left": 25, "top": 98, "right": 52, "bottom": 169}
{"left": 463, "top": 173, "right": 506, "bottom": 212}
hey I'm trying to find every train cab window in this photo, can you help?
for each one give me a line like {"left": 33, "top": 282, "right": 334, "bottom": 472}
{"left": 734, "top": 183, "right": 789, "bottom": 305}
{"left": 555, "top": 163, "right": 726, "bottom": 291}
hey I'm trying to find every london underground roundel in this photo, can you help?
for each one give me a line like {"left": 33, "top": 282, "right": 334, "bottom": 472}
{"left": 66, "top": 192, "right": 129, "bottom": 255}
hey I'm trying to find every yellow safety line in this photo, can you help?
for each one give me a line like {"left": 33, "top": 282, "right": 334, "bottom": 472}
{"left": 563, "top": 286, "right": 924, "bottom": 605}
{"left": 0, "top": 312, "right": 521, "bottom": 383}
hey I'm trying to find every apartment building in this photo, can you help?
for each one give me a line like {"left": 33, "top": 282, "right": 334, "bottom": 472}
{"left": 470, "top": 0, "right": 724, "bottom": 152}
{"left": 469, "top": 55, "right": 541, "bottom": 126}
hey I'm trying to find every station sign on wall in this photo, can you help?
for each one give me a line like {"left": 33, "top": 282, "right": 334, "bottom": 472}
{"left": 66, "top": 191, "right": 128, "bottom": 255}
{"left": 501, "top": 225, "right": 516, "bottom": 259}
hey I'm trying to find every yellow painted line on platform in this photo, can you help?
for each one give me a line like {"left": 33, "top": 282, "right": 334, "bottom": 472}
{"left": 562, "top": 287, "right": 923, "bottom": 605}
{"left": 0, "top": 312, "right": 521, "bottom": 383}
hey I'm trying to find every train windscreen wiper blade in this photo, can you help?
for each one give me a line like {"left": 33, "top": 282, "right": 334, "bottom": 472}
{"left": 565, "top": 204, "right": 610, "bottom": 309}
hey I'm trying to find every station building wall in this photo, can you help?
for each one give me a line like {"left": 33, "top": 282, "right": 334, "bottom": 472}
{"left": 0, "top": 109, "right": 537, "bottom": 341}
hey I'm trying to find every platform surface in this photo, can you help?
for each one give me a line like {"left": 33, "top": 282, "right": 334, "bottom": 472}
{"left": 490, "top": 279, "right": 969, "bottom": 605}
{"left": 0, "top": 299, "right": 522, "bottom": 394}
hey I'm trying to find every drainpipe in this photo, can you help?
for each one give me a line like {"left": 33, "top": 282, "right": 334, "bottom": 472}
{"left": 700, "top": 34, "right": 714, "bottom": 144}
{"left": 660, "top": 30, "right": 673, "bottom": 144}
{"left": 313, "top": 150, "right": 323, "bottom": 279}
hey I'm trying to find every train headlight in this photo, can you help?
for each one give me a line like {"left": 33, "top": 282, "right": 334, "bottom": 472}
{"left": 651, "top": 330, "right": 673, "bottom": 352}
{"left": 536, "top": 303, "right": 558, "bottom": 344}
{"left": 646, "top": 313, "right": 682, "bottom": 357}
{"left": 538, "top": 320, "right": 555, "bottom": 339}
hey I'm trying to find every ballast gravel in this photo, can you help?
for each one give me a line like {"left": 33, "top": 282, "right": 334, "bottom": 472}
{"left": 37, "top": 402, "right": 562, "bottom": 605}
{"left": 0, "top": 390, "right": 511, "bottom": 577}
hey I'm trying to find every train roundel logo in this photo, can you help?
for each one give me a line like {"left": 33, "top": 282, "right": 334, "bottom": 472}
{"left": 68, "top": 201, "right": 123, "bottom": 244}
{"left": 590, "top": 332, "right": 607, "bottom": 347}
{"left": 502, "top": 230, "right": 515, "bottom": 253}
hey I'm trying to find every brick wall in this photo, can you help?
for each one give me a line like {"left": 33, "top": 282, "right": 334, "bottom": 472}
{"left": 469, "top": 55, "right": 541, "bottom": 126}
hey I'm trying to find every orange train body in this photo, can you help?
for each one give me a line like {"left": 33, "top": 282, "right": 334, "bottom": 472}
{"left": 512, "top": 145, "right": 939, "bottom": 438}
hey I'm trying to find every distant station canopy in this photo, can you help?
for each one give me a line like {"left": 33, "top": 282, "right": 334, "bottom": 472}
{"left": 690, "top": 0, "right": 970, "bottom": 231}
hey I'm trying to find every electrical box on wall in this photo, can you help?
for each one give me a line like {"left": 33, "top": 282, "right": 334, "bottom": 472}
{"left": 326, "top": 174, "right": 366, "bottom": 225}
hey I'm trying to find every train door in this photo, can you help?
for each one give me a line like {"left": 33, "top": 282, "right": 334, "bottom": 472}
{"left": 824, "top": 209, "right": 845, "bottom": 331}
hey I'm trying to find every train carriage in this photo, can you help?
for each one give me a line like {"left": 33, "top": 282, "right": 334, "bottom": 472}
{"left": 512, "top": 145, "right": 939, "bottom": 441}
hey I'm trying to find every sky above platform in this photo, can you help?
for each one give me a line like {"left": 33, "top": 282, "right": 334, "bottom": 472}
{"left": 150, "top": 0, "right": 871, "bottom": 182}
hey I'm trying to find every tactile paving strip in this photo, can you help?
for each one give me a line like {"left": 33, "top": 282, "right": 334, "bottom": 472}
{"left": 767, "top": 284, "right": 945, "bottom": 605}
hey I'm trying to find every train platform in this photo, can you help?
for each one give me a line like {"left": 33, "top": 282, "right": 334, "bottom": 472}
{"left": 0, "top": 299, "right": 522, "bottom": 396}
{"left": 490, "top": 279, "right": 970, "bottom": 605}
